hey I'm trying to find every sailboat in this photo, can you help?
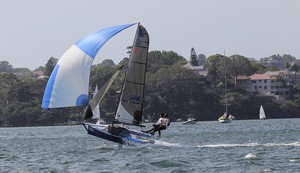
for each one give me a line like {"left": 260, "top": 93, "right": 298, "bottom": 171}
{"left": 259, "top": 105, "right": 266, "bottom": 119}
{"left": 218, "top": 56, "right": 232, "bottom": 123}
{"left": 90, "top": 85, "right": 106, "bottom": 125}
{"left": 42, "top": 23, "right": 155, "bottom": 146}
{"left": 218, "top": 113, "right": 232, "bottom": 123}
{"left": 82, "top": 66, "right": 123, "bottom": 125}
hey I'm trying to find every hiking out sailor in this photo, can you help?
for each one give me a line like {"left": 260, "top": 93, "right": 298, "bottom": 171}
{"left": 143, "top": 113, "right": 170, "bottom": 137}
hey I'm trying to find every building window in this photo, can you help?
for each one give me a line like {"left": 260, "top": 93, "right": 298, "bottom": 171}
{"left": 254, "top": 86, "right": 257, "bottom": 89}
{"left": 259, "top": 86, "right": 262, "bottom": 89}
{"left": 264, "top": 86, "right": 267, "bottom": 89}
{"left": 252, "top": 80, "right": 256, "bottom": 83}
{"left": 264, "top": 80, "right": 267, "bottom": 83}
{"left": 259, "top": 80, "right": 262, "bottom": 82}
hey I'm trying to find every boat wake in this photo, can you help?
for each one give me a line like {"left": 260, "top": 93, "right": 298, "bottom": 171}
{"left": 196, "top": 142, "right": 300, "bottom": 148}
{"left": 130, "top": 140, "right": 183, "bottom": 148}
{"left": 154, "top": 140, "right": 183, "bottom": 147}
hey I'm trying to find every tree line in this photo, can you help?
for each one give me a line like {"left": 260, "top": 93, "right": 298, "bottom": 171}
{"left": 0, "top": 50, "right": 300, "bottom": 127}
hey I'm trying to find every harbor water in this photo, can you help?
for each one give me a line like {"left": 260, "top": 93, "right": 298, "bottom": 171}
{"left": 1, "top": 118, "right": 300, "bottom": 173}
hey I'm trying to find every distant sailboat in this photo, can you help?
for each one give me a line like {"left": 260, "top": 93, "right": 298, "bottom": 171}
{"left": 90, "top": 85, "right": 106, "bottom": 124}
{"left": 218, "top": 55, "right": 233, "bottom": 123}
{"left": 83, "top": 67, "right": 123, "bottom": 125}
{"left": 86, "top": 84, "right": 106, "bottom": 125}
{"left": 218, "top": 113, "right": 232, "bottom": 123}
{"left": 259, "top": 105, "right": 266, "bottom": 119}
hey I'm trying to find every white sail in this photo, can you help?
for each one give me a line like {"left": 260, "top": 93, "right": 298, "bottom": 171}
{"left": 41, "top": 23, "right": 135, "bottom": 109}
{"left": 91, "top": 85, "right": 100, "bottom": 119}
{"left": 259, "top": 105, "right": 266, "bottom": 119}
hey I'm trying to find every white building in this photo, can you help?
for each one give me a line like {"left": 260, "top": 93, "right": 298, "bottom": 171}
{"left": 237, "top": 73, "right": 289, "bottom": 96}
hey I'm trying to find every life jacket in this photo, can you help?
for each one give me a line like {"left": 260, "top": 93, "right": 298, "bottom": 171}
{"left": 162, "top": 118, "right": 170, "bottom": 126}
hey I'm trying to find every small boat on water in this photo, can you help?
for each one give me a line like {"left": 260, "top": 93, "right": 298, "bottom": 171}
{"left": 218, "top": 113, "right": 232, "bottom": 123}
{"left": 218, "top": 53, "right": 232, "bottom": 123}
{"left": 217, "top": 55, "right": 235, "bottom": 123}
{"left": 259, "top": 105, "right": 266, "bottom": 119}
{"left": 182, "top": 116, "right": 198, "bottom": 124}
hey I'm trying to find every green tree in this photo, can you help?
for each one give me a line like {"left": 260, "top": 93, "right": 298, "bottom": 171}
{"left": 145, "top": 65, "right": 219, "bottom": 120}
{"left": 147, "top": 50, "right": 186, "bottom": 74}
{"left": 190, "top": 48, "right": 198, "bottom": 66}
{"left": 290, "top": 64, "right": 300, "bottom": 72}
{"left": 228, "top": 55, "right": 253, "bottom": 85}
{"left": 204, "top": 54, "right": 225, "bottom": 87}
{"left": 0, "top": 61, "right": 13, "bottom": 72}
{"left": 267, "top": 66, "right": 281, "bottom": 71}
{"left": 44, "top": 57, "right": 58, "bottom": 76}
{"left": 281, "top": 100, "right": 300, "bottom": 118}
{"left": 251, "top": 62, "right": 267, "bottom": 74}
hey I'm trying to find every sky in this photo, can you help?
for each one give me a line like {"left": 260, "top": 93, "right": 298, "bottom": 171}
{"left": 1, "top": 0, "right": 300, "bottom": 70}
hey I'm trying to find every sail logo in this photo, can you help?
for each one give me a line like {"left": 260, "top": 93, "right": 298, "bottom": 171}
{"left": 128, "top": 94, "right": 142, "bottom": 103}
{"left": 133, "top": 47, "right": 139, "bottom": 55}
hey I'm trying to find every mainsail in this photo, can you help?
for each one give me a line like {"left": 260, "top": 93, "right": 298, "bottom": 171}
{"left": 114, "top": 24, "right": 149, "bottom": 125}
{"left": 42, "top": 23, "right": 135, "bottom": 109}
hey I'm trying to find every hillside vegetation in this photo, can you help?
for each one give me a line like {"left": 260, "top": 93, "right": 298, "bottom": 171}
{"left": 0, "top": 51, "right": 300, "bottom": 127}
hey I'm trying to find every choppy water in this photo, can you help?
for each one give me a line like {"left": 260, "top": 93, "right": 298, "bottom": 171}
{"left": 1, "top": 119, "right": 300, "bottom": 173}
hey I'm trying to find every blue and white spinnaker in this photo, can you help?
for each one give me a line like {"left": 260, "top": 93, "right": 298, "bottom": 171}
{"left": 42, "top": 23, "right": 135, "bottom": 109}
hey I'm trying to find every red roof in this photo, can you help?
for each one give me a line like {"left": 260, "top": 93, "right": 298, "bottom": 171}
{"left": 237, "top": 75, "right": 249, "bottom": 80}
{"left": 249, "top": 74, "right": 275, "bottom": 80}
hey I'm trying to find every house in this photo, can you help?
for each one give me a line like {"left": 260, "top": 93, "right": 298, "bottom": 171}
{"left": 182, "top": 63, "right": 208, "bottom": 78}
{"left": 32, "top": 70, "right": 45, "bottom": 78}
{"left": 236, "top": 72, "right": 290, "bottom": 96}
{"left": 265, "top": 70, "right": 300, "bottom": 85}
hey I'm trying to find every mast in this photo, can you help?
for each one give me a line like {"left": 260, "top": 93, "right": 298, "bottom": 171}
{"left": 224, "top": 50, "right": 228, "bottom": 115}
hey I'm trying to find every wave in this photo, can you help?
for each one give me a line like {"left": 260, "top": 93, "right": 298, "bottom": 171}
{"left": 244, "top": 153, "right": 257, "bottom": 158}
{"left": 196, "top": 142, "right": 300, "bottom": 148}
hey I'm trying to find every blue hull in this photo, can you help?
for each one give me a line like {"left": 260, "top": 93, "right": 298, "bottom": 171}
{"left": 82, "top": 123, "right": 154, "bottom": 146}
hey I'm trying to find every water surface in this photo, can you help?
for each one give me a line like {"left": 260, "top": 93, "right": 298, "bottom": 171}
{"left": 1, "top": 119, "right": 299, "bottom": 173}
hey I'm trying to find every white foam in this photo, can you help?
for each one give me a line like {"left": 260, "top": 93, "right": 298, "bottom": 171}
{"left": 196, "top": 142, "right": 300, "bottom": 148}
{"left": 197, "top": 143, "right": 259, "bottom": 148}
{"left": 245, "top": 153, "right": 257, "bottom": 158}
{"left": 264, "top": 142, "right": 300, "bottom": 147}
{"left": 289, "top": 158, "right": 300, "bottom": 162}
{"left": 154, "top": 140, "right": 183, "bottom": 147}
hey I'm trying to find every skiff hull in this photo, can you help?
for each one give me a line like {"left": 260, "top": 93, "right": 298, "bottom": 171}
{"left": 82, "top": 123, "right": 155, "bottom": 146}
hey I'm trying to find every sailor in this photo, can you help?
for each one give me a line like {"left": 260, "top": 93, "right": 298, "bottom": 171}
{"left": 143, "top": 113, "right": 170, "bottom": 138}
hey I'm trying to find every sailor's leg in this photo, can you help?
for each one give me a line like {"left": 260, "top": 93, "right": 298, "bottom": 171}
{"left": 142, "top": 128, "right": 153, "bottom": 133}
